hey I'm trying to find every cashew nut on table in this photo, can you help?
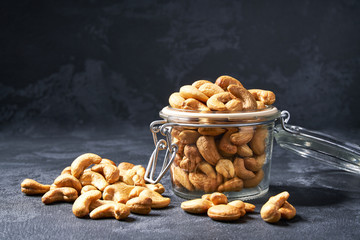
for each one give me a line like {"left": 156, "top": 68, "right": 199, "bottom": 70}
{"left": 260, "top": 191, "right": 296, "bottom": 223}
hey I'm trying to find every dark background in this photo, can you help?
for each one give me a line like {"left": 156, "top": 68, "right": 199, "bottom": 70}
{"left": 1, "top": 0, "right": 360, "bottom": 135}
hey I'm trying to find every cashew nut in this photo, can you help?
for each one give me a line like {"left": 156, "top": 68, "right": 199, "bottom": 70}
{"left": 244, "top": 154, "right": 266, "bottom": 172}
{"left": 179, "top": 85, "right": 209, "bottom": 103}
{"left": 216, "top": 172, "right": 224, "bottom": 188}
{"left": 103, "top": 182, "right": 135, "bottom": 203}
{"left": 201, "top": 194, "right": 211, "bottom": 201}
{"left": 206, "top": 92, "right": 234, "bottom": 111}
{"left": 225, "top": 99, "right": 243, "bottom": 111}
{"left": 230, "top": 127, "right": 254, "bottom": 146}
{"left": 128, "top": 186, "right": 147, "bottom": 199}
{"left": 233, "top": 157, "right": 256, "bottom": 180}
{"left": 61, "top": 166, "right": 72, "bottom": 175}
{"left": 237, "top": 144, "right": 253, "bottom": 157}
{"left": 249, "top": 127, "right": 268, "bottom": 155}
{"left": 90, "top": 202, "right": 130, "bottom": 220}
{"left": 169, "top": 92, "right": 185, "bottom": 109}
{"left": 79, "top": 170, "right": 109, "bottom": 191}
{"left": 243, "top": 169, "right": 264, "bottom": 188}
{"left": 42, "top": 187, "right": 78, "bottom": 204}
{"left": 278, "top": 201, "right": 296, "bottom": 220}
{"left": 181, "top": 199, "right": 213, "bottom": 214}
{"left": 179, "top": 144, "right": 203, "bottom": 172}
{"left": 172, "top": 165, "right": 194, "bottom": 191}
{"left": 218, "top": 177, "right": 243, "bottom": 192}
{"left": 72, "top": 190, "right": 102, "bottom": 217}
{"left": 122, "top": 165, "right": 146, "bottom": 186}
{"left": 215, "top": 75, "right": 244, "bottom": 90}
{"left": 53, "top": 174, "right": 82, "bottom": 194}
{"left": 189, "top": 172, "right": 217, "bottom": 193}
{"left": 21, "top": 179, "right": 51, "bottom": 195}
{"left": 209, "top": 192, "right": 228, "bottom": 205}
{"left": 138, "top": 189, "right": 171, "bottom": 209}
{"left": 197, "top": 161, "right": 217, "bottom": 179}
{"left": 227, "top": 84, "right": 257, "bottom": 110}
{"left": 118, "top": 162, "right": 135, "bottom": 179}
{"left": 71, "top": 153, "right": 102, "bottom": 178}
{"left": 178, "top": 130, "right": 201, "bottom": 145}
{"left": 100, "top": 158, "right": 117, "bottom": 166}
{"left": 89, "top": 199, "right": 115, "bottom": 212}
{"left": 81, "top": 185, "right": 98, "bottom": 195}
{"left": 182, "top": 98, "right": 211, "bottom": 111}
{"left": 192, "top": 80, "right": 213, "bottom": 89}
{"left": 198, "top": 127, "right": 226, "bottom": 136}
{"left": 248, "top": 89, "right": 276, "bottom": 105}
{"left": 228, "top": 200, "right": 246, "bottom": 216}
{"left": 146, "top": 183, "right": 165, "bottom": 194}
{"left": 207, "top": 204, "right": 242, "bottom": 221}
{"left": 215, "top": 159, "right": 235, "bottom": 179}
{"left": 198, "top": 83, "right": 224, "bottom": 98}
{"left": 196, "top": 136, "right": 221, "bottom": 166}
{"left": 126, "top": 196, "right": 152, "bottom": 215}
{"left": 244, "top": 202, "right": 256, "bottom": 213}
{"left": 91, "top": 163, "right": 120, "bottom": 184}
{"left": 218, "top": 128, "right": 238, "bottom": 155}
{"left": 260, "top": 191, "right": 291, "bottom": 223}
{"left": 256, "top": 101, "right": 266, "bottom": 110}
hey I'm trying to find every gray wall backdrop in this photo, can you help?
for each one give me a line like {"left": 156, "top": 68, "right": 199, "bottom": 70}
{"left": 1, "top": 0, "right": 360, "bottom": 135}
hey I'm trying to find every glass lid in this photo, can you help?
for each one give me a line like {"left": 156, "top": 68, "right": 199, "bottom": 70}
{"left": 275, "top": 111, "right": 360, "bottom": 175}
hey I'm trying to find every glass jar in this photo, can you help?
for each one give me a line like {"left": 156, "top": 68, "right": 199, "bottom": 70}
{"left": 146, "top": 106, "right": 280, "bottom": 200}
{"left": 145, "top": 106, "right": 360, "bottom": 200}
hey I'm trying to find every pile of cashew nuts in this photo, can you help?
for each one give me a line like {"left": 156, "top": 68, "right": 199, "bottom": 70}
{"left": 169, "top": 75, "right": 276, "bottom": 194}
{"left": 181, "top": 191, "right": 296, "bottom": 223}
{"left": 21, "top": 153, "right": 170, "bottom": 220}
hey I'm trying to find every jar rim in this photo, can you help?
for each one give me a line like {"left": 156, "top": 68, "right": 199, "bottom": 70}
{"left": 160, "top": 105, "right": 280, "bottom": 123}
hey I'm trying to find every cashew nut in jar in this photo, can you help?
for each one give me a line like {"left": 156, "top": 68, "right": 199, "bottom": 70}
{"left": 196, "top": 136, "right": 221, "bottom": 166}
{"left": 179, "top": 85, "right": 209, "bottom": 103}
{"left": 192, "top": 80, "right": 212, "bottom": 89}
{"left": 189, "top": 171, "right": 217, "bottom": 193}
{"left": 218, "top": 128, "right": 238, "bottom": 156}
{"left": 248, "top": 89, "right": 276, "bottom": 105}
{"left": 198, "top": 83, "right": 224, "bottom": 98}
{"left": 179, "top": 144, "right": 203, "bottom": 172}
{"left": 215, "top": 75, "right": 244, "bottom": 90}
{"left": 182, "top": 98, "right": 210, "bottom": 111}
{"left": 227, "top": 84, "right": 257, "bottom": 110}
{"left": 249, "top": 127, "right": 268, "bottom": 155}
{"left": 207, "top": 92, "right": 242, "bottom": 111}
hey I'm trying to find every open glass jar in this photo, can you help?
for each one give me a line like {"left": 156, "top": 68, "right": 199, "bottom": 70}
{"left": 145, "top": 106, "right": 281, "bottom": 200}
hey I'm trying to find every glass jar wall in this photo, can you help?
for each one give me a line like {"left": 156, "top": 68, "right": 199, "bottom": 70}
{"left": 159, "top": 106, "right": 280, "bottom": 200}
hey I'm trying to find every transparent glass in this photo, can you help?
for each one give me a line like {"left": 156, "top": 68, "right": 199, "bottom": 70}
{"left": 159, "top": 106, "right": 280, "bottom": 200}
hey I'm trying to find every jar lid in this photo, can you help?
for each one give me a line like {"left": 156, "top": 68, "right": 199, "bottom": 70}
{"left": 160, "top": 106, "right": 280, "bottom": 125}
{"left": 275, "top": 111, "right": 360, "bottom": 175}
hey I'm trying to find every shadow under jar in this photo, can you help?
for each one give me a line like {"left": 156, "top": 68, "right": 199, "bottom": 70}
{"left": 147, "top": 106, "right": 280, "bottom": 200}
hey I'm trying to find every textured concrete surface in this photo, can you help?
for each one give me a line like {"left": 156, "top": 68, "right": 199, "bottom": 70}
{"left": 1, "top": 127, "right": 359, "bottom": 240}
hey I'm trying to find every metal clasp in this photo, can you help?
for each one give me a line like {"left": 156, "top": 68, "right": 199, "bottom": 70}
{"left": 144, "top": 120, "right": 178, "bottom": 184}
{"left": 280, "top": 110, "right": 299, "bottom": 134}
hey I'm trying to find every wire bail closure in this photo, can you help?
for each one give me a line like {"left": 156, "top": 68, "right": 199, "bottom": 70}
{"left": 145, "top": 120, "right": 178, "bottom": 184}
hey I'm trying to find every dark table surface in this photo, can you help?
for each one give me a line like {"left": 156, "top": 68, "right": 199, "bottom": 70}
{"left": 1, "top": 126, "right": 359, "bottom": 240}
